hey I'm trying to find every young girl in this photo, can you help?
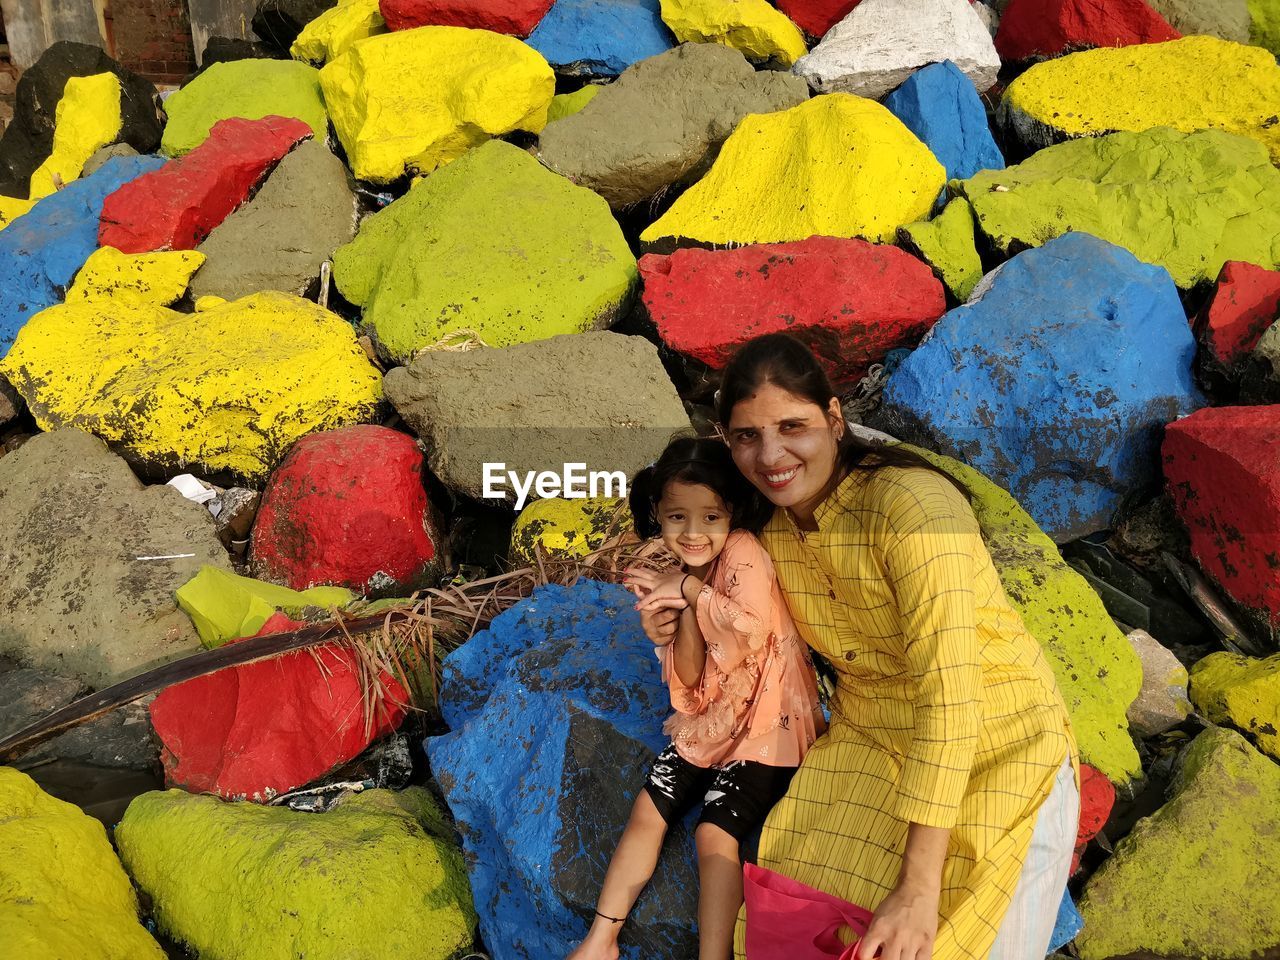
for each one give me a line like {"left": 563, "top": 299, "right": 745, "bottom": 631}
{"left": 567, "top": 437, "right": 825, "bottom": 960}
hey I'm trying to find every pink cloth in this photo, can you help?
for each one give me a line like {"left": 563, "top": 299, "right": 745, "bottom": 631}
{"left": 659, "top": 530, "right": 823, "bottom": 768}
{"left": 743, "top": 862, "right": 873, "bottom": 960}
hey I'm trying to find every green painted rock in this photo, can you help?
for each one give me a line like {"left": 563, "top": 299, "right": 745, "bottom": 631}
{"left": 911, "top": 446, "right": 1143, "bottom": 785}
{"left": 1077, "top": 727, "right": 1280, "bottom": 959}
{"left": 1147, "top": 0, "right": 1251, "bottom": 42}
{"left": 510, "top": 496, "right": 629, "bottom": 564}
{"left": 115, "top": 787, "right": 477, "bottom": 960}
{"left": 333, "top": 140, "right": 636, "bottom": 362}
{"left": 0, "top": 767, "right": 165, "bottom": 960}
{"left": 899, "top": 199, "right": 983, "bottom": 302}
{"left": 1190, "top": 651, "right": 1280, "bottom": 761}
{"left": 957, "top": 128, "right": 1280, "bottom": 289}
{"left": 160, "top": 60, "right": 328, "bottom": 156}
{"left": 1251, "top": 0, "right": 1280, "bottom": 52}
{"left": 546, "top": 84, "right": 601, "bottom": 123}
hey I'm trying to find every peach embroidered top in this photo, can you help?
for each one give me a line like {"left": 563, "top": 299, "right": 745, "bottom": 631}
{"left": 659, "top": 530, "right": 823, "bottom": 769}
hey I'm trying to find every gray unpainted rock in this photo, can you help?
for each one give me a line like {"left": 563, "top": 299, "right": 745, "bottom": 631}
{"left": 384, "top": 332, "right": 690, "bottom": 505}
{"left": 1125, "top": 629, "right": 1193, "bottom": 738}
{"left": 793, "top": 0, "right": 1000, "bottom": 100}
{"left": 191, "top": 140, "right": 358, "bottom": 300}
{"left": 0, "top": 376, "right": 22, "bottom": 427}
{"left": 1146, "top": 0, "right": 1251, "bottom": 42}
{"left": 81, "top": 142, "right": 141, "bottom": 178}
{"left": 1242, "top": 320, "right": 1280, "bottom": 402}
{"left": 0, "top": 429, "right": 233, "bottom": 687}
{"left": 537, "top": 43, "right": 808, "bottom": 209}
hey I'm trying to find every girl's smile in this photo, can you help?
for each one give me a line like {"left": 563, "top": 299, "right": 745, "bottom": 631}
{"left": 656, "top": 481, "right": 732, "bottom": 575}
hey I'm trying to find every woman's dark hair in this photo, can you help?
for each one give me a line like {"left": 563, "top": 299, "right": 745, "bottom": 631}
{"left": 630, "top": 436, "right": 773, "bottom": 538}
{"left": 716, "top": 333, "right": 969, "bottom": 499}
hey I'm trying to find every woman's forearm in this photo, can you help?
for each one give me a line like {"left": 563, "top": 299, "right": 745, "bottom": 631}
{"left": 898, "top": 821, "right": 950, "bottom": 892}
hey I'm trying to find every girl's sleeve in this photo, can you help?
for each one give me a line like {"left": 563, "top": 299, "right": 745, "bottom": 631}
{"left": 693, "top": 532, "right": 774, "bottom": 674}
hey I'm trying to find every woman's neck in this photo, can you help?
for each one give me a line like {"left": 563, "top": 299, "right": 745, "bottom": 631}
{"left": 787, "top": 465, "right": 850, "bottom": 532}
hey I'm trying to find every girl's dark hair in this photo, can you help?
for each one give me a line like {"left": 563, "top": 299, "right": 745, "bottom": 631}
{"left": 716, "top": 333, "right": 969, "bottom": 499}
{"left": 630, "top": 437, "right": 772, "bottom": 538}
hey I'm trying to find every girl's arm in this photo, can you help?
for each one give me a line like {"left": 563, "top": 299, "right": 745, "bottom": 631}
{"left": 670, "top": 578, "right": 708, "bottom": 688}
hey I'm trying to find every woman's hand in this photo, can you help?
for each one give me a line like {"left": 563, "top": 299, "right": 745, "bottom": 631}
{"left": 638, "top": 603, "right": 682, "bottom": 647}
{"left": 855, "top": 876, "right": 939, "bottom": 960}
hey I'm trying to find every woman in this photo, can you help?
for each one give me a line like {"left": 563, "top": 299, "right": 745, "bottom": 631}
{"left": 641, "top": 334, "right": 1078, "bottom": 960}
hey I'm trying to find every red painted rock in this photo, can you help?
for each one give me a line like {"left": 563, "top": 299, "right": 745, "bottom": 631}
{"left": 1196, "top": 261, "right": 1280, "bottom": 369}
{"left": 251, "top": 425, "right": 443, "bottom": 594}
{"left": 149, "top": 612, "right": 409, "bottom": 801}
{"left": 995, "top": 0, "right": 1179, "bottom": 62}
{"left": 379, "top": 0, "right": 554, "bottom": 34}
{"left": 1163, "top": 406, "right": 1280, "bottom": 631}
{"left": 98, "top": 116, "right": 313, "bottom": 253}
{"left": 776, "top": 0, "right": 863, "bottom": 38}
{"left": 639, "top": 236, "right": 945, "bottom": 389}
{"left": 1073, "top": 762, "right": 1115, "bottom": 873}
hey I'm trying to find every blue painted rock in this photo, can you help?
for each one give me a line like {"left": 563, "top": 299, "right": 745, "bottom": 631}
{"left": 1050, "top": 888, "right": 1085, "bottom": 952}
{"left": 883, "top": 59, "right": 1004, "bottom": 183}
{"left": 0, "top": 154, "right": 164, "bottom": 355}
{"left": 427, "top": 580, "right": 697, "bottom": 959}
{"left": 881, "top": 232, "right": 1203, "bottom": 542}
{"left": 526, "top": 0, "right": 675, "bottom": 76}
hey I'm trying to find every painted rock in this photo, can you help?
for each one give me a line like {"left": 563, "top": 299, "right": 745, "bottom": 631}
{"left": 1195, "top": 261, "right": 1280, "bottom": 370}
{"left": 957, "top": 128, "right": 1280, "bottom": 289}
{"left": 0, "top": 768, "right": 165, "bottom": 959}
{"left": 1125, "top": 628, "right": 1193, "bottom": 738}
{"left": 1191, "top": 652, "right": 1280, "bottom": 761}
{"left": 0, "top": 291, "right": 382, "bottom": 483}
{"left": 384, "top": 332, "right": 688, "bottom": 504}
{"left": 291, "top": 0, "right": 384, "bottom": 62}
{"left": 253, "top": 0, "right": 340, "bottom": 48}
{"left": 1254, "top": 0, "right": 1280, "bottom": 53}
{"left": 333, "top": 140, "right": 635, "bottom": 361}
{"left": 100, "top": 116, "right": 312, "bottom": 253}
{"left": 995, "top": 0, "right": 1179, "bottom": 62}
{"left": 1249, "top": 321, "right": 1280, "bottom": 402}
{"left": 882, "top": 59, "right": 1003, "bottom": 183}
{"left": 641, "top": 94, "right": 945, "bottom": 249}
{"left": 1163, "top": 405, "right": 1280, "bottom": 632}
{"left": 1050, "top": 891, "right": 1084, "bottom": 953}
{"left": 659, "top": 0, "right": 807, "bottom": 65}
{"left": 0, "top": 196, "right": 35, "bottom": 230}
{"left": 320, "top": 26, "right": 554, "bottom": 182}
{"left": 899, "top": 198, "right": 984, "bottom": 302}
{"left": 794, "top": 0, "right": 1000, "bottom": 99}
{"left": 509, "top": 496, "right": 629, "bottom": 563}
{"left": 527, "top": 0, "right": 675, "bottom": 76}
{"left": 379, "top": 0, "right": 554, "bottom": 34}
{"left": 67, "top": 246, "right": 205, "bottom": 307}
{"left": 427, "top": 581, "right": 698, "bottom": 957}
{"left": 774, "top": 0, "right": 861, "bottom": 37}
{"left": 1077, "top": 728, "right": 1280, "bottom": 959}
{"left": 546, "top": 83, "right": 601, "bottom": 122}
{"left": 174, "top": 566, "right": 355, "bottom": 649}
{"left": 639, "top": 237, "right": 945, "bottom": 388}
{"left": 251, "top": 425, "right": 444, "bottom": 593}
{"left": 1147, "top": 0, "right": 1250, "bottom": 42}
{"left": 537, "top": 42, "right": 808, "bottom": 209}
{"left": 28, "top": 73, "right": 123, "bottom": 200}
{"left": 1000, "top": 36, "right": 1280, "bottom": 163}
{"left": 116, "top": 787, "right": 476, "bottom": 960}
{"left": 1074, "top": 763, "right": 1115, "bottom": 873}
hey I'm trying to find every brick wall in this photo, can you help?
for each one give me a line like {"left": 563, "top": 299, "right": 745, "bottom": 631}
{"left": 110, "top": 0, "right": 197, "bottom": 84}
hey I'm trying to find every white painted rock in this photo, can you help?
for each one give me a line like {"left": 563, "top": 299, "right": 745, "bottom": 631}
{"left": 1125, "top": 629, "right": 1193, "bottom": 738}
{"left": 793, "top": 0, "right": 1000, "bottom": 100}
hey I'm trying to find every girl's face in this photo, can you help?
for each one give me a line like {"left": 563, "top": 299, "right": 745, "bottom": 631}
{"left": 657, "top": 481, "right": 732, "bottom": 573}
{"left": 726, "top": 383, "right": 844, "bottom": 523}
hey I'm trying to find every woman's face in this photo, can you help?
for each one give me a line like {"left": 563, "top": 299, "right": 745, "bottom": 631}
{"left": 726, "top": 383, "right": 844, "bottom": 521}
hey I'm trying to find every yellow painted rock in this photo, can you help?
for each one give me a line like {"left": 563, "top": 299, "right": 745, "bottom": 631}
{"left": 660, "top": 0, "right": 807, "bottom": 66}
{"left": 292, "top": 0, "right": 385, "bottom": 64}
{"left": 0, "top": 195, "right": 36, "bottom": 231}
{"left": 0, "top": 767, "right": 165, "bottom": 960}
{"left": 28, "top": 73, "right": 124, "bottom": 200}
{"left": 1001, "top": 36, "right": 1280, "bottom": 163}
{"left": 510, "top": 496, "right": 630, "bottom": 564}
{"left": 68, "top": 247, "right": 205, "bottom": 307}
{"left": 641, "top": 94, "right": 945, "bottom": 249}
{"left": 320, "top": 26, "right": 555, "bottom": 182}
{"left": 0, "top": 291, "right": 382, "bottom": 482}
{"left": 1190, "top": 651, "right": 1280, "bottom": 761}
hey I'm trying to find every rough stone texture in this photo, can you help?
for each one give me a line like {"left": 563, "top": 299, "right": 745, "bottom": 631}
{"left": 191, "top": 140, "right": 357, "bottom": 300}
{"left": 1000, "top": 36, "right": 1280, "bottom": 163}
{"left": 883, "top": 233, "right": 1203, "bottom": 542}
{"left": 1163, "top": 405, "right": 1280, "bottom": 633}
{"left": 0, "top": 429, "right": 229, "bottom": 687}
{"left": 250, "top": 425, "right": 444, "bottom": 593}
{"left": 1249, "top": 322, "right": 1280, "bottom": 402}
{"left": 427, "top": 580, "right": 698, "bottom": 957}
{"left": 1253, "top": 0, "right": 1280, "bottom": 53}
{"left": 0, "top": 767, "right": 165, "bottom": 960}
{"left": 27, "top": 73, "right": 123, "bottom": 200}
{"left": 0, "top": 155, "right": 164, "bottom": 354}
{"left": 0, "top": 41, "right": 161, "bottom": 200}
{"left": 641, "top": 94, "right": 945, "bottom": 249}
{"left": 794, "top": 0, "right": 1000, "bottom": 100}
{"left": 775, "top": 0, "right": 861, "bottom": 37}
{"left": 385, "top": 332, "right": 688, "bottom": 504}
{"left": 527, "top": 0, "right": 675, "bottom": 76}
{"left": 253, "top": 0, "right": 340, "bottom": 50}
{"left": 882, "top": 59, "right": 1003, "bottom": 183}
{"left": 67, "top": 247, "right": 205, "bottom": 307}
{"left": 100, "top": 116, "right": 313, "bottom": 254}
{"left": 994, "top": 0, "right": 1179, "bottom": 62}
{"left": 0, "top": 376, "right": 23, "bottom": 426}
{"left": 334, "top": 140, "right": 636, "bottom": 362}
{"left": 899, "top": 199, "right": 983, "bottom": 302}
{"left": 1074, "top": 763, "right": 1115, "bottom": 872}
{"left": 116, "top": 787, "right": 476, "bottom": 960}
{"left": 957, "top": 128, "right": 1280, "bottom": 289}
{"left": 537, "top": 43, "right": 808, "bottom": 209}
{"left": 509, "top": 496, "right": 628, "bottom": 563}
{"left": 1077, "top": 727, "right": 1280, "bottom": 959}
{"left": 81, "top": 142, "right": 140, "bottom": 177}
{"left": 0, "top": 292, "right": 383, "bottom": 484}
{"left": 1147, "top": 0, "right": 1250, "bottom": 42}
{"left": 1125, "top": 629, "right": 1192, "bottom": 738}
{"left": 160, "top": 59, "right": 327, "bottom": 156}
{"left": 1196, "top": 260, "right": 1280, "bottom": 371}
{"left": 150, "top": 612, "right": 409, "bottom": 801}
{"left": 659, "top": 0, "right": 807, "bottom": 66}
{"left": 1051, "top": 893, "right": 1084, "bottom": 953}
{"left": 291, "top": 0, "right": 384, "bottom": 63}
{"left": 379, "top": 0, "right": 554, "bottom": 34}
{"left": 546, "top": 84, "right": 601, "bottom": 122}
{"left": 320, "top": 26, "right": 554, "bottom": 182}
{"left": 639, "top": 236, "right": 944, "bottom": 388}
{"left": 1190, "top": 652, "right": 1280, "bottom": 761}
{"left": 913, "top": 447, "right": 1143, "bottom": 785}
{"left": 174, "top": 566, "right": 355, "bottom": 648}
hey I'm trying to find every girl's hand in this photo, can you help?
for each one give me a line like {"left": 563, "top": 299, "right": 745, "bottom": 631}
{"left": 855, "top": 877, "right": 938, "bottom": 960}
{"left": 623, "top": 568, "right": 687, "bottom": 609}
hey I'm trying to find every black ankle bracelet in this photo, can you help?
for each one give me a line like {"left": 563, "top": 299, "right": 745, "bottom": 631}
{"left": 595, "top": 910, "right": 626, "bottom": 924}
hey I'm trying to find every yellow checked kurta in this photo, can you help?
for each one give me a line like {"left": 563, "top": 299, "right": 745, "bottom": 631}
{"left": 737, "top": 465, "right": 1075, "bottom": 959}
